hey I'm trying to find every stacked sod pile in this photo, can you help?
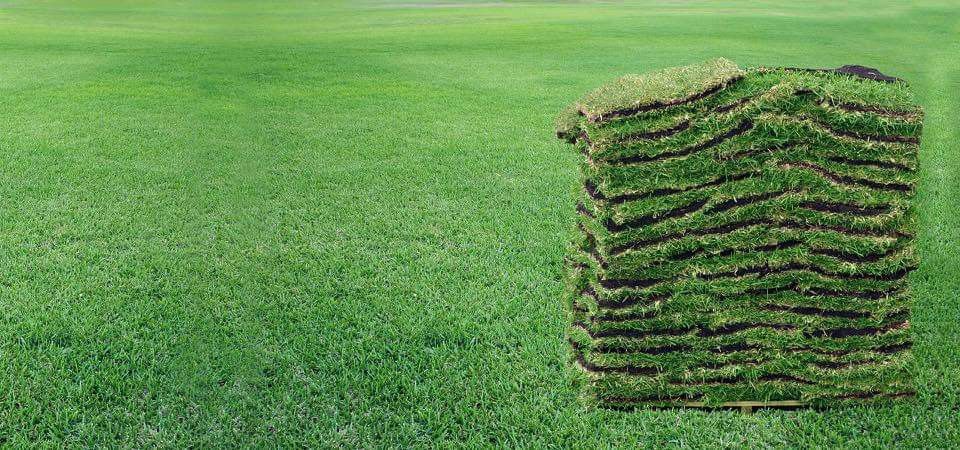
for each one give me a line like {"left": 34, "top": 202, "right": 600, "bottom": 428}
{"left": 557, "top": 58, "right": 922, "bottom": 408}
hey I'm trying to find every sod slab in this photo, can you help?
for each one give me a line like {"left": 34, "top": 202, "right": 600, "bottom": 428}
{"left": 558, "top": 59, "right": 921, "bottom": 409}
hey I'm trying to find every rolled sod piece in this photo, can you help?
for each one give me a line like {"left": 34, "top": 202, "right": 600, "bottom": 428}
{"left": 556, "top": 58, "right": 922, "bottom": 409}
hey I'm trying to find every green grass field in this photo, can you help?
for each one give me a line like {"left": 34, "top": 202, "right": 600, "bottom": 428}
{"left": 1, "top": 0, "right": 958, "bottom": 447}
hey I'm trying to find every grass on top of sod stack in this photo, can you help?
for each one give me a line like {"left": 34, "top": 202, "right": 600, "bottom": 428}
{"left": 558, "top": 59, "right": 921, "bottom": 408}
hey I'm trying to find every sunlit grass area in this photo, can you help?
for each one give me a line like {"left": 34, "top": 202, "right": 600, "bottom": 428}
{"left": 1, "top": 0, "right": 958, "bottom": 446}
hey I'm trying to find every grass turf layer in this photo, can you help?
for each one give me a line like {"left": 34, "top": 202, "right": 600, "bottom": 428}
{"left": 4, "top": 2, "right": 959, "bottom": 446}
{"left": 557, "top": 59, "right": 921, "bottom": 408}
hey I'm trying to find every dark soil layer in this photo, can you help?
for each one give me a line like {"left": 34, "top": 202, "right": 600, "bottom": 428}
{"left": 557, "top": 59, "right": 921, "bottom": 408}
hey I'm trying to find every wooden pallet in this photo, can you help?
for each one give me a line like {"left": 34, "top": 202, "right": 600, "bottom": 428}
{"left": 684, "top": 400, "right": 807, "bottom": 414}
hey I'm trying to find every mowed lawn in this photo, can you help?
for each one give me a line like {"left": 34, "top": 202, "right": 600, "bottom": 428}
{"left": 1, "top": 0, "right": 958, "bottom": 447}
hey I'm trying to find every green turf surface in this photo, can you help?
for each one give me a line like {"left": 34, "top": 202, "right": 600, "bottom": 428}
{"left": 1, "top": 0, "right": 958, "bottom": 447}
{"left": 561, "top": 60, "right": 920, "bottom": 407}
